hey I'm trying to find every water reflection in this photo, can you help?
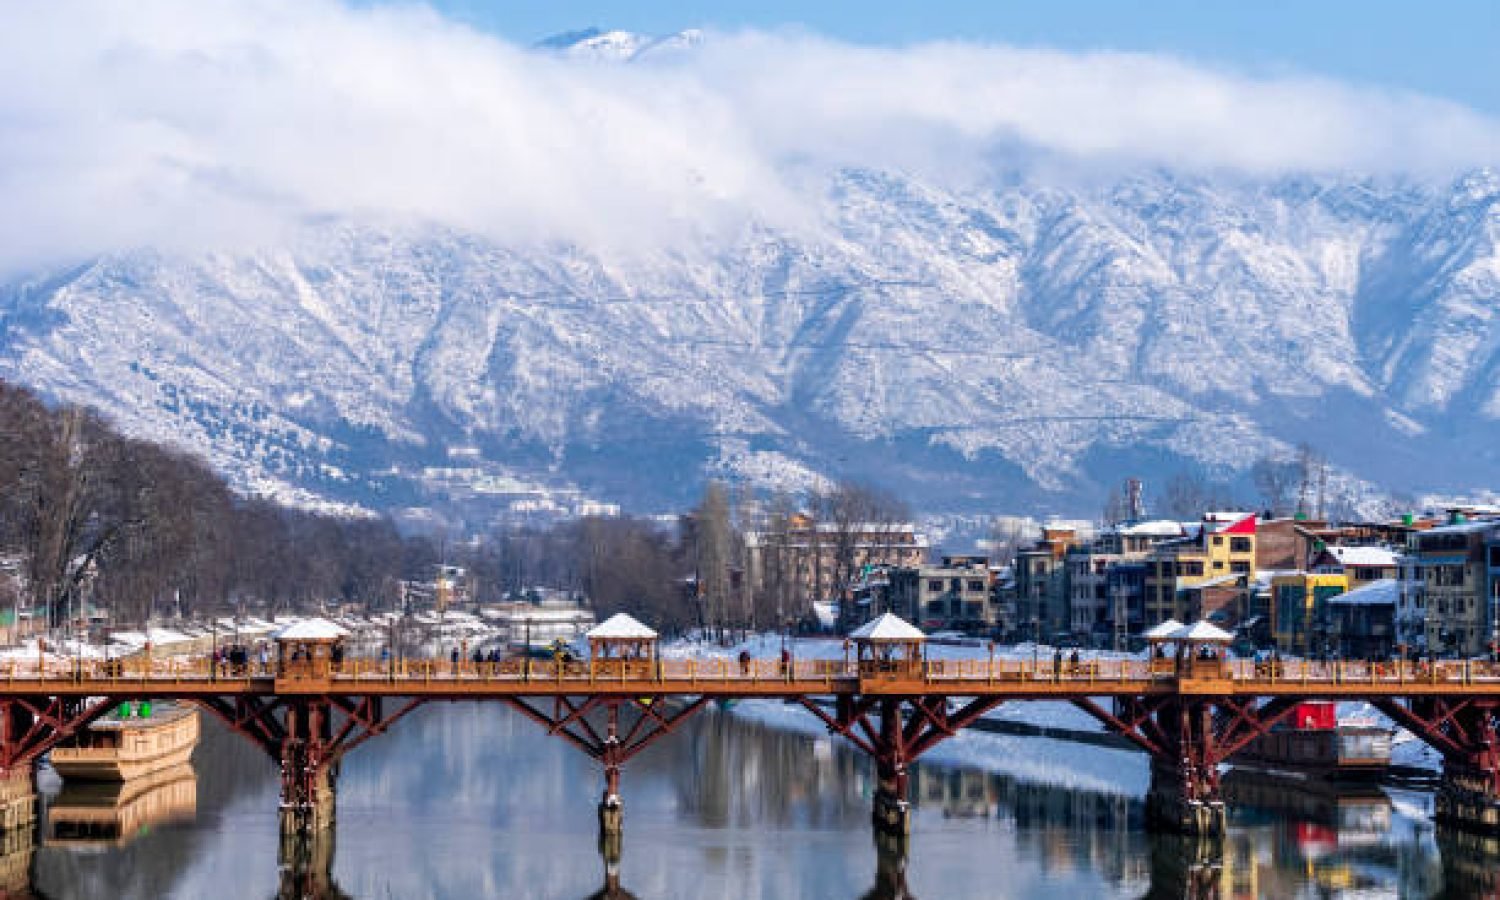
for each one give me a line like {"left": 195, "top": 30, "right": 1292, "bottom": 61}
{"left": 0, "top": 702, "right": 1491, "bottom": 897}
{"left": 278, "top": 827, "right": 349, "bottom": 900}
{"left": 46, "top": 764, "right": 197, "bottom": 848}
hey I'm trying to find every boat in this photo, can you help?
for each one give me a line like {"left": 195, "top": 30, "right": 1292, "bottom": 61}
{"left": 50, "top": 702, "right": 199, "bottom": 782}
{"left": 1232, "top": 701, "right": 1391, "bottom": 779}
{"left": 45, "top": 763, "right": 198, "bottom": 848}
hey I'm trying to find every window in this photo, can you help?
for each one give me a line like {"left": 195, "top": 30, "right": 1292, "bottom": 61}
{"left": 1212, "top": 536, "right": 1224, "bottom": 546}
{"left": 927, "top": 580, "right": 944, "bottom": 592}
{"left": 1231, "top": 562, "right": 1251, "bottom": 574}
{"left": 1231, "top": 537, "right": 1252, "bottom": 553}
{"left": 1213, "top": 561, "right": 1225, "bottom": 570}
{"left": 967, "top": 580, "right": 986, "bottom": 593}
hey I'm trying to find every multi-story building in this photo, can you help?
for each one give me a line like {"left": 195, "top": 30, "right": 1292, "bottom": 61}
{"left": 1326, "top": 579, "right": 1397, "bottom": 659}
{"left": 1142, "top": 513, "right": 1258, "bottom": 627}
{"left": 1394, "top": 550, "right": 1426, "bottom": 651}
{"left": 1014, "top": 527, "right": 1081, "bottom": 640}
{"left": 1310, "top": 545, "right": 1399, "bottom": 589}
{"left": 1271, "top": 572, "right": 1348, "bottom": 654}
{"left": 744, "top": 514, "right": 929, "bottom": 621}
{"left": 1411, "top": 517, "right": 1499, "bottom": 657}
{"left": 887, "top": 556, "right": 996, "bottom": 632}
{"left": 1067, "top": 521, "right": 1183, "bottom": 645}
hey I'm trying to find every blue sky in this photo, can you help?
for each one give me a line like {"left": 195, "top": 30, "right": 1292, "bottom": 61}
{"left": 425, "top": 0, "right": 1500, "bottom": 115}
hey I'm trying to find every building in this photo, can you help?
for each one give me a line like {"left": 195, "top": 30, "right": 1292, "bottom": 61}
{"left": 1410, "top": 517, "right": 1499, "bottom": 657}
{"left": 1013, "top": 527, "right": 1081, "bottom": 640}
{"left": 886, "top": 556, "right": 996, "bottom": 632}
{"left": 1326, "top": 579, "right": 1398, "bottom": 659}
{"left": 1142, "top": 514, "right": 1258, "bottom": 627}
{"left": 1310, "top": 545, "right": 1399, "bottom": 589}
{"left": 1271, "top": 572, "right": 1348, "bottom": 655}
{"left": 744, "top": 515, "right": 929, "bottom": 623}
{"left": 1066, "top": 520, "right": 1183, "bottom": 646}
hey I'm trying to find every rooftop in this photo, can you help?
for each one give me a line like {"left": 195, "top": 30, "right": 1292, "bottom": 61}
{"left": 587, "top": 613, "right": 658, "bottom": 640}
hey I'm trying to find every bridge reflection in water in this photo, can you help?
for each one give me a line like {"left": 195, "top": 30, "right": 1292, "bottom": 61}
{"left": 0, "top": 705, "right": 1492, "bottom": 897}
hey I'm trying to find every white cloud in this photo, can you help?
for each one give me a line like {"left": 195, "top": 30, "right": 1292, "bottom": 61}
{"left": 0, "top": 0, "right": 1496, "bottom": 271}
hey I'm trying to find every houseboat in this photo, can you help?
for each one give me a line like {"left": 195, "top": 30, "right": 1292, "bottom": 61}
{"left": 50, "top": 702, "right": 199, "bottom": 782}
{"left": 1232, "top": 701, "right": 1392, "bottom": 779}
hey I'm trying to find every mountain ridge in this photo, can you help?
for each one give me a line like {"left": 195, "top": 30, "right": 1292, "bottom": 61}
{"left": 1, "top": 166, "right": 1496, "bottom": 520}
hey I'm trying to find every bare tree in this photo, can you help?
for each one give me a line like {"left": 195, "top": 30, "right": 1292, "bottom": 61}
{"left": 1251, "top": 454, "right": 1301, "bottom": 517}
{"left": 810, "top": 479, "right": 911, "bottom": 629}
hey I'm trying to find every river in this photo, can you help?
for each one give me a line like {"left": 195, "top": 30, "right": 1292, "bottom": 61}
{"left": 15, "top": 701, "right": 1488, "bottom": 898}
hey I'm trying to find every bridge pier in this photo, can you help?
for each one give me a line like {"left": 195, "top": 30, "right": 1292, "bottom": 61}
{"left": 277, "top": 815, "right": 342, "bottom": 900}
{"left": 598, "top": 757, "right": 623, "bottom": 837}
{"left": 1074, "top": 696, "right": 1301, "bottom": 838}
{"left": 801, "top": 695, "right": 1002, "bottom": 840}
{"left": 871, "top": 699, "right": 911, "bottom": 836}
{"left": 1376, "top": 697, "right": 1500, "bottom": 841}
{"left": 506, "top": 696, "right": 706, "bottom": 841}
{"left": 278, "top": 700, "right": 337, "bottom": 835}
{"left": 1146, "top": 759, "right": 1224, "bottom": 837}
{"left": 199, "top": 694, "right": 424, "bottom": 845}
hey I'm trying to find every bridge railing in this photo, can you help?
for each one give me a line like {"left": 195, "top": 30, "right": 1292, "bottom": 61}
{"left": 4, "top": 654, "right": 1500, "bottom": 689}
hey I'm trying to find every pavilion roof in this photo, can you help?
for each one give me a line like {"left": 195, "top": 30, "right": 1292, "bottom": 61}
{"left": 586, "top": 613, "right": 658, "bottom": 640}
{"left": 274, "top": 618, "right": 350, "bottom": 641}
{"left": 849, "top": 613, "right": 925, "bottom": 642}
{"left": 1142, "top": 619, "right": 1185, "bottom": 641}
{"left": 1170, "top": 620, "right": 1234, "bottom": 643}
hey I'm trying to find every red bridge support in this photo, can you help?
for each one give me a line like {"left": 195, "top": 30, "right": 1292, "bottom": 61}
{"left": 199, "top": 695, "right": 424, "bottom": 837}
{"left": 506, "top": 696, "right": 706, "bottom": 837}
{"left": 0, "top": 696, "right": 117, "bottom": 840}
{"left": 1375, "top": 698, "right": 1500, "bottom": 837}
{"left": 1074, "top": 696, "right": 1300, "bottom": 836}
{"left": 801, "top": 695, "right": 1004, "bottom": 837}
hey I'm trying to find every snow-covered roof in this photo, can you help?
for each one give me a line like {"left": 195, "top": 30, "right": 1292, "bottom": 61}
{"left": 1423, "top": 519, "right": 1497, "bottom": 535}
{"left": 1119, "top": 520, "right": 1186, "bottom": 537}
{"left": 1327, "top": 578, "right": 1399, "bottom": 607}
{"left": 1142, "top": 619, "right": 1184, "bottom": 640}
{"left": 1170, "top": 620, "right": 1234, "bottom": 643}
{"left": 587, "top": 613, "right": 658, "bottom": 640}
{"left": 850, "top": 613, "right": 926, "bottom": 642}
{"left": 1189, "top": 574, "right": 1242, "bottom": 589}
{"left": 274, "top": 618, "right": 350, "bottom": 641}
{"left": 1322, "top": 546, "right": 1398, "bottom": 567}
{"left": 146, "top": 627, "right": 193, "bottom": 645}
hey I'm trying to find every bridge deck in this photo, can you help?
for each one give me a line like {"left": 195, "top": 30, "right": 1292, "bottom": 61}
{"left": 3, "top": 656, "right": 1498, "bottom": 699}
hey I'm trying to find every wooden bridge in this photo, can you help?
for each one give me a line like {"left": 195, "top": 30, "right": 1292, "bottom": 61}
{"left": 2, "top": 650, "right": 1499, "bottom": 843}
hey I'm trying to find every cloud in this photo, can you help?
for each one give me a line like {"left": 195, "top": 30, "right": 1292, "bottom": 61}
{"left": 0, "top": 0, "right": 1496, "bottom": 271}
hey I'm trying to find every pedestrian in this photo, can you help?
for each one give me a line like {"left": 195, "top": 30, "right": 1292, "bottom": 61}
{"left": 450, "top": 646, "right": 460, "bottom": 674}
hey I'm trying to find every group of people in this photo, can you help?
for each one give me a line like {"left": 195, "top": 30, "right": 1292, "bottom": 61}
{"left": 212, "top": 643, "right": 269, "bottom": 674}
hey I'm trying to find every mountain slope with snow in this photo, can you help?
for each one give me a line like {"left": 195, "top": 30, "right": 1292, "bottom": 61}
{"left": 1, "top": 166, "right": 1496, "bottom": 516}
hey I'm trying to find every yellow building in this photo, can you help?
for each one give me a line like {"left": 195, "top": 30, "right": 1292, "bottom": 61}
{"left": 1143, "top": 513, "right": 1258, "bottom": 625}
{"left": 1271, "top": 572, "right": 1348, "bottom": 654}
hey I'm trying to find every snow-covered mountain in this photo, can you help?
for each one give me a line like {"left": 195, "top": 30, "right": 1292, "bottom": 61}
{"left": 1, "top": 163, "right": 1496, "bottom": 518}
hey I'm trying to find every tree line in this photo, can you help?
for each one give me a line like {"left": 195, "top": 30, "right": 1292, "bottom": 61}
{"left": 0, "top": 379, "right": 910, "bottom": 634}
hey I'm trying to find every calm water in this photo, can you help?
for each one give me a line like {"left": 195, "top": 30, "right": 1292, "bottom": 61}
{"left": 11, "top": 701, "right": 1490, "bottom": 898}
